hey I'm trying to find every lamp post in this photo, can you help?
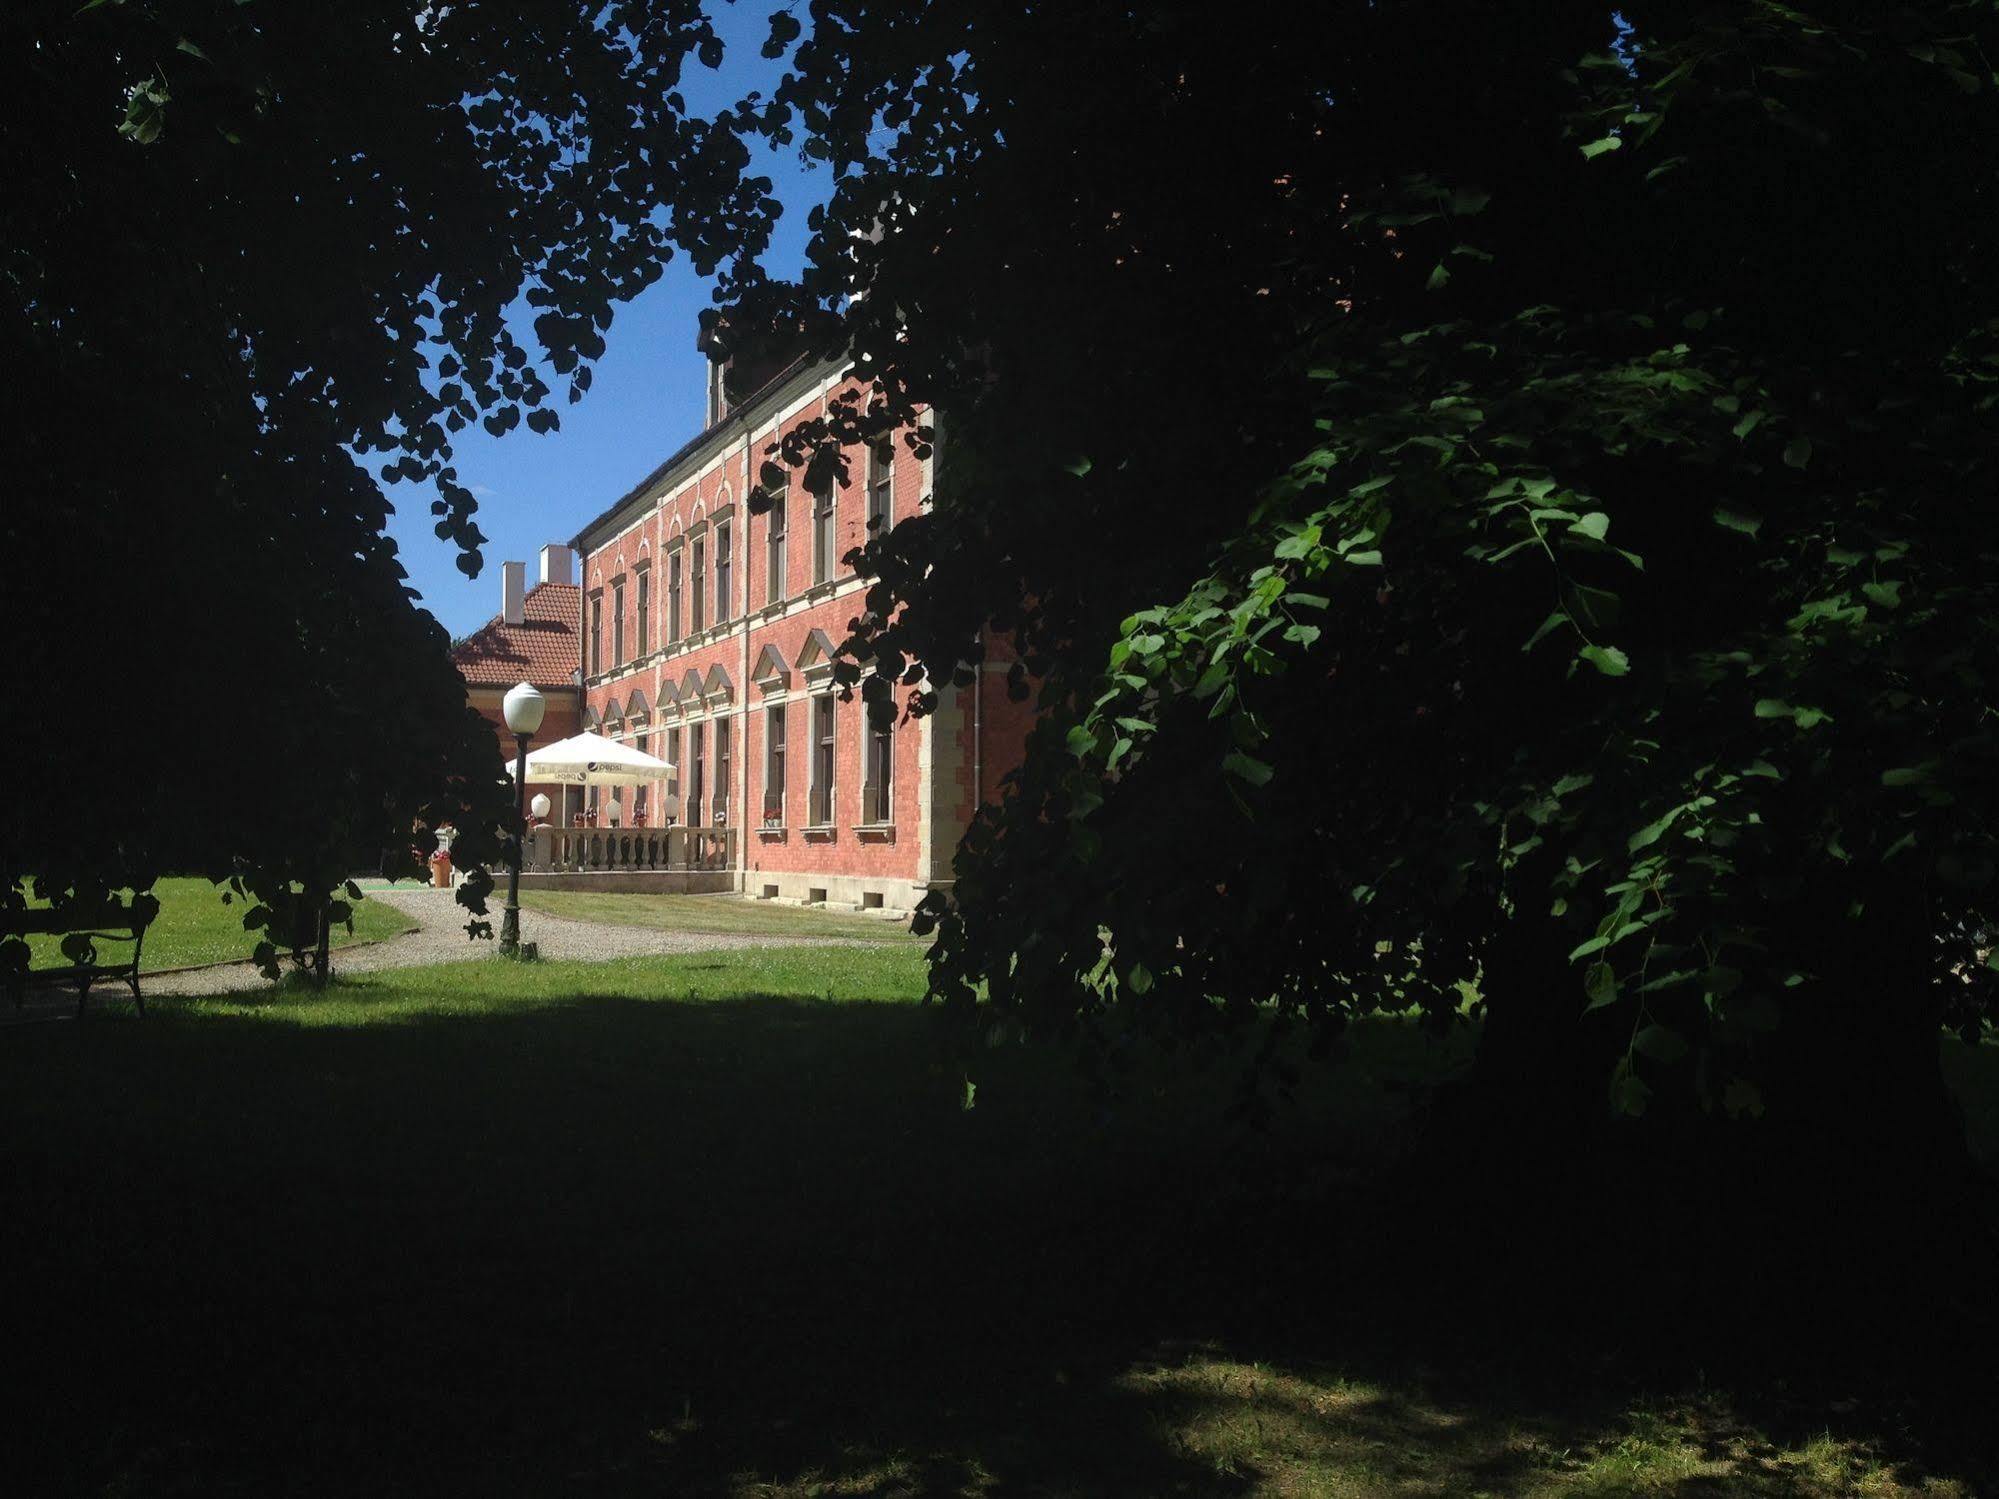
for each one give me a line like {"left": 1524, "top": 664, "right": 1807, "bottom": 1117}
{"left": 499, "top": 680, "right": 546, "bottom": 956}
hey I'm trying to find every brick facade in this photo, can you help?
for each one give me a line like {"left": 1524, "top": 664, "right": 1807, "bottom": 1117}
{"left": 573, "top": 357, "right": 1027, "bottom": 912}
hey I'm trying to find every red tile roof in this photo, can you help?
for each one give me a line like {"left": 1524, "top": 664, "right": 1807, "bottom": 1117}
{"left": 451, "top": 582, "right": 580, "bottom": 688}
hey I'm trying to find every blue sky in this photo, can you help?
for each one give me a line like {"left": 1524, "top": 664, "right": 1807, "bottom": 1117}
{"left": 386, "top": 2, "right": 828, "bottom": 639}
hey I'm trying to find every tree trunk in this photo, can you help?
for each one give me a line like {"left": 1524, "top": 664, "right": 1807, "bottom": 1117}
{"left": 313, "top": 903, "right": 331, "bottom": 989}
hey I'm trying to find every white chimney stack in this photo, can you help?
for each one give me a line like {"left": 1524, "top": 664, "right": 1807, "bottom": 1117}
{"left": 501, "top": 560, "right": 526, "bottom": 626}
{"left": 538, "top": 543, "right": 575, "bottom": 586}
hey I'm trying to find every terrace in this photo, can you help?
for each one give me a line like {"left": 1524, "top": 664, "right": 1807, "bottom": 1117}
{"left": 519, "top": 822, "right": 738, "bottom": 893}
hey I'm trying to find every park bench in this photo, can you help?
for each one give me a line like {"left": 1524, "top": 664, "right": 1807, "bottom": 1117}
{"left": 0, "top": 892, "right": 160, "bottom": 1018}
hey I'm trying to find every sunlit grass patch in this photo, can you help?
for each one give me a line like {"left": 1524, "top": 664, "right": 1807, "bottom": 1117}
{"left": 163, "top": 942, "right": 934, "bottom": 1026}
{"left": 1110, "top": 1365, "right": 1975, "bottom": 1498}
{"left": 17, "top": 874, "right": 412, "bottom": 972}
{"left": 518, "top": 888, "right": 924, "bottom": 944}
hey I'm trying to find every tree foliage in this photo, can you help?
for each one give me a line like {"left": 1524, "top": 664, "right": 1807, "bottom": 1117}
{"left": 1, "top": 0, "right": 771, "bottom": 966}
{"left": 9, "top": 0, "right": 1993, "bottom": 1142}
{"left": 724, "top": 1, "right": 1999, "bottom": 1132}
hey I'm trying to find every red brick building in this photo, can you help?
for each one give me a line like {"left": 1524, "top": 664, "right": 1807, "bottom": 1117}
{"left": 449, "top": 545, "right": 585, "bottom": 816}
{"left": 571, "top": 351, "right": 1030, "bottom": 913}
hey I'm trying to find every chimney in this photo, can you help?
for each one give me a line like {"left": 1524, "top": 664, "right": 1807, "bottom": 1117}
{"left": 501, "top": 560, "right": 526, "bottom": 626}
{"left": 538, "top": 543, "right": 575, "bottom": 586}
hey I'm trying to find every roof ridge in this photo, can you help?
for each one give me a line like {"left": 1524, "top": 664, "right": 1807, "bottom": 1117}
{"left": 450, "top": 575, "right": 581, "bottom": 688}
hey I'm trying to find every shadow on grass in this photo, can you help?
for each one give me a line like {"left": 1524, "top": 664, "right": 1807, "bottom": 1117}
{"left": 2, "top": 988, "right": 1991, "bottom": 1496}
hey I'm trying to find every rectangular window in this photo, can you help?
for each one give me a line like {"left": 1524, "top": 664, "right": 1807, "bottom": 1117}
{"left": 810, "top": 695, "right": 836, "bottom": 825}
{"left": 714, "top": 520, "right": 732, "bottom": 624}
{"left": 688, "top": 721, "right": 706, "bottom": 825}
{"left": 766, "top": 486, "right": 788, "bottom": 605}
{"left": 589, "top": 596, "right": 602, "bottom": 676}
{"left": 636, "top": 570, "right": 651, "bottom": 657}
{"left": 665, "top": 726, "right": 682, "bottom": 820}
{"left": 611, "top": 581, "right": 626, "bottom": 666}
{"left": 634, "top": 734, "right": 649, "bottom": 823}
{"left": 867, "top": 443, "right": 893, "bottom": 534}
{"left": 691, "top": 532, "right": 707, "bottom": 632}
{"left": 714, "top": 717, "right": 732, "bottom": 824}
{"left": 667, "top": 549, "right": 683, "bottom": 643}
{"left": 812, "top": 482, "right": 835, "bottom": 585}
{"left": 763, "top": 704, "right": 787, "bottom": 825}
{"left": 862, "top": 713, "right": 893, "bottom": 824}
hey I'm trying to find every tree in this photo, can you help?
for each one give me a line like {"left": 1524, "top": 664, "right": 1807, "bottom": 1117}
{"left": 1, "top": 0, "right": 775, "bottom": 966}
{"left": 722, "top": 2, "right": 1999, "bottom": 1181}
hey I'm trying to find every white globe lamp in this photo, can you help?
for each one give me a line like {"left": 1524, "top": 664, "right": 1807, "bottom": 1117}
{"left": 502, "top": 680, "right": 547, "bottom": 737}
{"left": 499, "top": 681, "right": 546, "bottom": 955}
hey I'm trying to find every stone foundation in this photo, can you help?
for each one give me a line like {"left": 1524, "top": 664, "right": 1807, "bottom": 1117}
{"left": 746, "top": 869, "right": 924, "bottom": 917}
{"left": 517, "top": 871, "right": 734, "bottom": 895}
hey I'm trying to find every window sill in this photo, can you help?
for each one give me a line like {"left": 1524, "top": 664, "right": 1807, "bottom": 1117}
{"left": 801, "top": 825, "right": 837, "bottom": 841}
{"left": 757, "top": 826, "right": 788, "bottom": 841}
{"left": 854, "top": 823, "right": 896, "bottom": 841}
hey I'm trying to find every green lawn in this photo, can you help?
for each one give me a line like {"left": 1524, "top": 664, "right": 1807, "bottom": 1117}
{"left": 519, "top": 887, "right": 925, "bottom": 943}
{"left": 17, "top": 875, "right": 413, "bottom": 973}
{"left": 2, "top": 952, "right": 1991, "bottom": 1496}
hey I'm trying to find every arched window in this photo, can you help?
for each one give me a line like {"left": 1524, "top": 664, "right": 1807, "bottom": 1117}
{"left": 667, "top": 542, "right": 684, "bottom": 643}
{"left": 714, "top": 516, "right": 733, "bottom": 624}
{"left": 765, "top": 477, "right": 788, "bottom": 605}
{"left": 690, "top": 525, "right": 708, "bottom": 632}
{"left": 808, "top": 692, "right": 837, "bottom": 827}
{"left": 811, "top": 481, "right": 835, "bottom": 584}
{"left": 862, "top": 707, "right": 893, "bottom": 826}
{"left": 866, "top": 441, "right": 894, "bottom": 534}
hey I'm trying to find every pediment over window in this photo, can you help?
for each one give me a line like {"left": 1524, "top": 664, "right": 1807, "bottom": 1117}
{"left": 581, "top": 704, "right": 602, "bottom": 731}
{"left": 702, "top": 663, "right": 735, "bottom": 706}
{"left": 655, "top": 680, "right": 682, "bottom": 718}
{"left": 600, "top": 695, "right": 625, "bottom": 730}
{"left": 678, "top": 668, "right": 706, "bottom": 705}
{"left": 751, "top": 643, "right": 790, "bottom": 693}
{"left": 625, "top": 687, "right": 651, "bottom": 724}
{"left": 795, "top": 628, "right": 838, "bottom": 683}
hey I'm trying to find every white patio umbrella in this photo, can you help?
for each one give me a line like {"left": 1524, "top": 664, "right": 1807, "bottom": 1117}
{"left": 508, "top": 730, "right": 677, "bottom": 828}
{"left": 506, "top": 730, "right": 676, "bottom": 786}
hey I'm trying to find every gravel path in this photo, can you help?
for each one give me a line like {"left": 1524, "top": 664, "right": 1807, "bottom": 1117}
{"left": 139, "top": 887, "right": 857, "bottom": 998}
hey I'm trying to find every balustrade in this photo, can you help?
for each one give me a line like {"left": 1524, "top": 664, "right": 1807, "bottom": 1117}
{"left": 524, "top": 824, "right": 737, "bottom": 874}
